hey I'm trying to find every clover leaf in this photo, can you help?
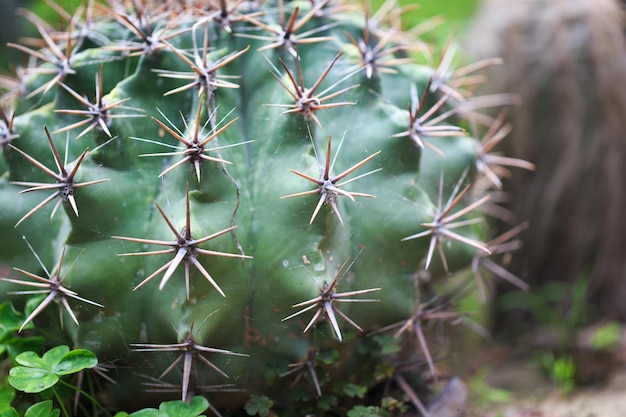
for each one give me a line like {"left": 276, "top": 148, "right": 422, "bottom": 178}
{"left": 0, "top": 400, "right": 60, "bottom": 417}
{"left": 8, "top": 346, "right": 98, "bottom": 393}
{"left": 0, "top": 385, "right": 15, "bottom": 411}
{"left": 24, "top": 401, "right": 60, "bottom": 417}
{"left": 0, "top": 408, "right": 18, "bottom": 417}
{"left": 116, "top": 396, "right": 209, "bottom": 417}
{"left": 244, "top": 395, "right": 273, "bottom": 417}
{"left": 347, "top": 405, "right": 384, "bottom": 417}
{"left": 158, "top": 397, "right": 209, "bottom": 417}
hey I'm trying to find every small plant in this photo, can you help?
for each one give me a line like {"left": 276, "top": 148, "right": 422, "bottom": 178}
{"left": 0, "top": 0, "right": 531, "bottom": 415}
{"left": 115, "top": 397, "right": 210, "bottom": 417}
{"left": 499, "top": 275, "right": 621, "bottom": 390}
{"left": 540, "top": 352, "right": 576, "bottom": 393}
{"left": 243, "top": 395, "right": 273, "bottom": 417}
{"left": 4, "top": 345, "right": 101, "bottom": 417}
{"left": 499, "top": 276, "right": 592, "bottom": 344}
{"left": 589, "top": 321, "right": 621, "bottom": 351}
{"left": 468, "top": 369, "right": 513, "bottom": 407}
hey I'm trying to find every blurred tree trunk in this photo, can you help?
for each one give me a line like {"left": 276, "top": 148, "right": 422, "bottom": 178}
{"left": 466, "top": 0, "right": 626, "bottom": 322}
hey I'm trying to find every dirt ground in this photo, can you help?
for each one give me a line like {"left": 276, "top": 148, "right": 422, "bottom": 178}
{"left": 459, "top": 339, "right": 626, "bottom": 417}
{"left": 469, "top": 364, "right": 626, "bottom": 417}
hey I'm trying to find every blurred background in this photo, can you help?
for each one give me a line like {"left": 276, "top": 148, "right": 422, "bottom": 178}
{"left": 0, "top": 0, "right": 480, "bottom": 71}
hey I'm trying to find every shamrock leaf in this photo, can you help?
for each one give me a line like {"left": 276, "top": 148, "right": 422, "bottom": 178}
{"left": 0, "top": 384, "right": 17, "bottom": 417}
{"left": 24, "top": 401, "right": 60, "bottom": 417}
{"left": 0, "top": 385, "right": 15, "bottom": 410}
{"left": 159, "top": 397, "right": 209, "bottom": 417}
{"left": 124, "top": 396, "right": 209, "bottom": 417}
{"left": 347, "top": 406, "right": 384, "bottom": 417}
{"left": 0, "top": 409, "right": 18, "bottom": 417}
{"left": 8, "top": 346, "right": 97, "bottom": 393}
{"left": 245, "top": 395, "right": 273, "bottom": 417}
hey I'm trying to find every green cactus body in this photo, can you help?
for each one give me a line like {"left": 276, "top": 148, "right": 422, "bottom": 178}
{"left": 0, "top": 1, "right": 516, "bottom": 415}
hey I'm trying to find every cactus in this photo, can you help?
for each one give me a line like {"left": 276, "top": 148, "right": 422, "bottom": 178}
{"left": 0, "top": 1, "right": 529, "bottom": 415}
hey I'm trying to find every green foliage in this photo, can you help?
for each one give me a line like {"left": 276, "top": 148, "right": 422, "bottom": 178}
{"left": 0, "top": 302, "right": 45, "bottom": 360}
{"left": 347, "top": 405, "right": 384, "bottom": 417}
{"left": 540, "top": 352, "right": 576, "bottom": 393}
{"left": 1, "top": 400, "right": 62, "bottom": 417}
{"left": 0, "top": 386, "right": 16, "bottom": 412}
{"left": 589, "top": 322, "right": 621, "bottom": 351}
{"left": 0, "top": 401, "right": 60, "bottom": 417}
{"left": 0, "top": 409, "right": 18, "bottom": 417}
{"left": 23, "top": 401, "right": 60, "bottom": 417}
{"left": 380, "top": 396, "right": 408, "bottom": 415}
{"left": 499, "top": 276, "right": 592, "bottom": 337}
{"left": 468, "top": 369, "right": 513, "bottom": 407}
{"left": 316, "top": 395, "right": 338, "bottom": 411}
{"left": 0, "top": 302, "right": 26, "bottom": 347}
{"left": 341, "top": 383, "right": 367, "bottom": 399}
{"left": 8, "top": 346, "right": 97, "bottom": 393}
{"left": 244, "top": 396, "right": 273, "bottom": 417}
{"left": 115, "top": 397, "right": 209, "bottom": 417}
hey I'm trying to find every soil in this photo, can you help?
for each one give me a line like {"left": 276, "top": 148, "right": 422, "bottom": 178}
{"left": 457, "top": 334, "right": 626, "bottom": 417}
{"left": 469, "top": 363, "right": 626, "bottom": 417}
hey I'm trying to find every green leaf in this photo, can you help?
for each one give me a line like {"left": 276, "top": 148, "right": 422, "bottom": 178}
{"left": 550, "top": 355, "right": 576, "bottom": 392}
{"left": 469, "top": 369, "right": 513, "bottom": 406}
{"left": 8, "top": 365, "right": 59, "bottom": 393}
{"left": 0, "top": 385, "right": 15, "bottom": 410}
{"left": 373, "top": 334, "right": 402, "bottom": 356}
{"left": 159, "top": 397, "right": 209, "bottom": 417}
{"left": 0, "top": 408, "right": 18, "bottom": 417}
{"left": 316, "top": 349, "right": 340, "bottom": 365}
{"left": 341, "top": 383, "right": 367, "bottom": 399}
{"left": 128, "top": 397, "right": 209, "bottom": 417}
{"left": 24, "top": 401, "right": 60, "bottom": 417}
{"left": 6, "top": 337, "right": 46, "bottom": 362}
{"left": 0, "top": 386, "right": 16, "bottom": 417}
{"left": 127, "top": 410, "right": 164, "bottom": 417}
{"left": 244, "top": 395, "right": 273, "bottom": 417}
{"left": 589, "top": 321, "right": 621, "bottom": 351}
{"left": 41, "top": 346, "right": 70, "bottom": 368}
{"left": 14, "top": 350, "right": 49, "bottom": 369}
{"left": 9, "top": 346, "right": 97, "bottom": 393}
{"left": 317, "top": 395, "right": 338, "bottom": 411}
{"left": 347, "top": 405, "right": 383, "bottom": 417}
{"left": 53, "top": 349, "right": 98, "bottom": 375}
{"left": 0, "top": 302, "right": 26, "bottom": 344}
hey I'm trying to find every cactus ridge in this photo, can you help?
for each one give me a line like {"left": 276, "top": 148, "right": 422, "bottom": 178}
{"left": 0, "top": 0, "right": 534, "bottom": 415}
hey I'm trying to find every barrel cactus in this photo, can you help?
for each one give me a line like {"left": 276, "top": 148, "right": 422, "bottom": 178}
{"left": 0, "top": 0, "right": 529, "bottom": 415}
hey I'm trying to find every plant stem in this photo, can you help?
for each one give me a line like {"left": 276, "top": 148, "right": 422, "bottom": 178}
{"left": 53, "top": 388, "right": 70, "bottom": 417}
{"left": 59, "top": 379, "right": 113, "bottom": 417}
